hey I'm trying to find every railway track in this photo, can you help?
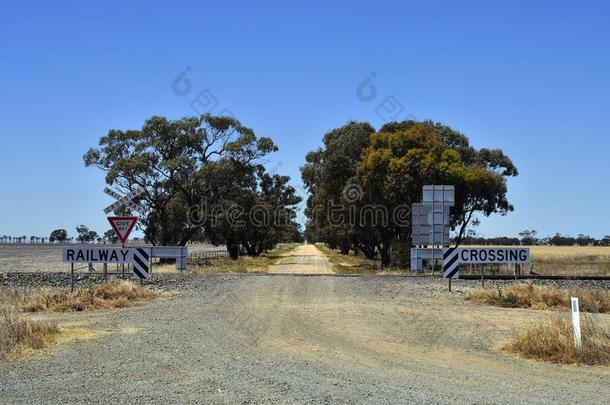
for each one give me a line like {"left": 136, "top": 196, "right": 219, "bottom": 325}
{"left": 459, "top": 274, "right": 610, "bottom": 281}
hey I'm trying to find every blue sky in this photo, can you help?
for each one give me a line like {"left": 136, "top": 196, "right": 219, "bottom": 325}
{"left": 1, "top": 0, "right": 609, "bottom": 239}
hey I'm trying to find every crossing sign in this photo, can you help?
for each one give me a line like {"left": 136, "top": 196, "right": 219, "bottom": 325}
{"left": 107, "top": 216, "right": 138, "bottom": 244}
{"left": 103, "top": 187, "right": 146, "bottom": 215}
{"left": 443, "top": 247, "right": 531, "bottom": 279}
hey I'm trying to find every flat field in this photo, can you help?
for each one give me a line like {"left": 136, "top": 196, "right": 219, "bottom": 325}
{"left": 527, "top": 245, "right": 610, "bottom": 276}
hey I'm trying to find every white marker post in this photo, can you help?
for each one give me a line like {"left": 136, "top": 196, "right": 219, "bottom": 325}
{"left": 571, "top": 297, "right": 582, "bottom": 350}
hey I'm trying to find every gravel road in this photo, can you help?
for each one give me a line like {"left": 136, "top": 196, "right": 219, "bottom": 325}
{"left": 268, "top": 244, "right": 334, "bottom": 274}
{"left": 1, "top": 273, "right": 609, "bottom": 404}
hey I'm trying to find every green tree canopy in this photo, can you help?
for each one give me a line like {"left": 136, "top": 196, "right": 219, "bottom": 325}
{"left": 357, "top": 120, "right": 517, "bottom": 265}
{"left": 84, "top": 114, "right": 277, "bottom": 246}
{"left": 205, "top": 166, "right": 302, "bottom": 258}
{"left": 302, "top": 119, "right": 518, "bottom": 267}
{"left": 49, "top": 229, "right": 68, "bottom": 243}
{"left": 301, "top": 121, "right": 375, "bottom": 253}
{"left": 75, "top": 225, "right": 97, "bottom": 243}
{"left": 104, "top": 229, "right": 119, "bottom": 244}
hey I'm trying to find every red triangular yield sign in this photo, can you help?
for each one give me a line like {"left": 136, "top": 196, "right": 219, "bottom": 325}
{"left": 107, "top": 216, "right": 138, "bottom": 244}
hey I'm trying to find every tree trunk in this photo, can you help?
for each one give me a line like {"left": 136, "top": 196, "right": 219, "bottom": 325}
{"left": 178, "top": 227, "right": 200, "bottom": 246}
{"left": 455, "top": 209, "right": 475, "bottom": 247}
{"left": 357, "top": 243, "right": 376, "bottom": 260}
{"left": 380, "top": 246, "right": 391, "bottom": 267}
{"left": 244, "top": 242, "right": 257, "bottom": 257}
{"left": 339, "top": 241, "right": 350, "bottom": 255}
{"left": 227, "top": 239, "right": 240, "bottom": 260}
{"left": 379, "top": 234, "right": 391, "bottom": 267}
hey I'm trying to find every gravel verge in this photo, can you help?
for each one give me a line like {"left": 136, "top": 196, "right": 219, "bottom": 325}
{"left": 1, "top": 274, "right": 609, "bottom": 404}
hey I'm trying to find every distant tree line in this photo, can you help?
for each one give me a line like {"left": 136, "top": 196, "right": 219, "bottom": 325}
{"left": 1, "top": 225, "right": 137, "bottom": 244}
{"left": 0, "top": 235, "right": 46, "bottom": 243}
{"left": 461, "top": 229, "right": 610, "bottom": 247}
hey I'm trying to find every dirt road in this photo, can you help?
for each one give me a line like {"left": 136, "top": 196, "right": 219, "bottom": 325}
{"left": 268, "top": 244, "right": 334, "bottom": 274}
{"left": 1, "top": 248, "right": 609, "bottom": 403}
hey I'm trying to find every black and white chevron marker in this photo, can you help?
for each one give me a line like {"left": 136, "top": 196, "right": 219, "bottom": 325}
{"left": 131, "top": 248, "right": 151, "bottom": 280}
{"left": 443, "top": 247, "right": 460, "bottom": 279}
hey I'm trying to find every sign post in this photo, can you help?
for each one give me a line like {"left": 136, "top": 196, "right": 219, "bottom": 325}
{"left": 571, "top": 297, "right": 582, "bottom": 350}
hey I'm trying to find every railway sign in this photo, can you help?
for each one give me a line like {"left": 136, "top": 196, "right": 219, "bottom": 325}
{"left": 63, "top": 247, "right": 132, "bottom": 263}
{"left": 103, "top": 187, "right": 146, "bottom": 215}
{"left": 107, "top": 216, "right": 138, "bottom": 244}
{"left": 63, "top": 246, "right": 185, "bottom": 286}
{"left": 443, "top": 247, "right": 531, "bottom": 279}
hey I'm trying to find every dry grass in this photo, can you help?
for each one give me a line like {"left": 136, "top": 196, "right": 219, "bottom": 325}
{"left": 528, "top": 246, "right": 610, "bottom": 276}
{"left": 190, "top": 243, "right": 300, "bottom": 273}
{"left": 316, "top": 244, "right": 427, "bottom": 275}
{"left": 4, "top": 280, "right": 157, "bottom": 313}
{"left": 503, "top": 314, "right": 610, "bottom": 366}
{"left": 0, "top": 306, "right": 59, "bottom": 361}
{"left": 0, "top": 280, "right": 156, "bottom": 361}
{"left": 315, "top": 245, "right": 610, "bottom": 276}
{"left": 466, "top": 284, "right": 610, "bottom": 313}
{"left": 315, "top": 244, "right": 379, "bottom": 274}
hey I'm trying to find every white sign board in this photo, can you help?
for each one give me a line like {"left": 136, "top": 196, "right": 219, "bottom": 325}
{"left": 452, "top": 248, "right": 530, "bottom": 264}
{"left": 443, "top": 247, "right": 531, "bottom": 279}
{"left": 63, "top": 248, "right": 132, "bottom": 263}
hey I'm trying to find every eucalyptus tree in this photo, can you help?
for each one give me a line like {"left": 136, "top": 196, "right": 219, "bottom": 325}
{"left": 85, "top": 114, "right": 277, "bottom": 246}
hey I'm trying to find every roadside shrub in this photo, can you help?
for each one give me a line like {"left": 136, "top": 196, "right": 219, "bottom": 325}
{"left": 4, "top": 280, "right": 157, "bottom": 313}
{"left": 0, "top": 305, "right": 59, "bottom": 361}
{"left": 503, "top": 314, "right": 610, "bottom": 365}
{"left": 466, "top": 284, "right": 610, "bottom": 313}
